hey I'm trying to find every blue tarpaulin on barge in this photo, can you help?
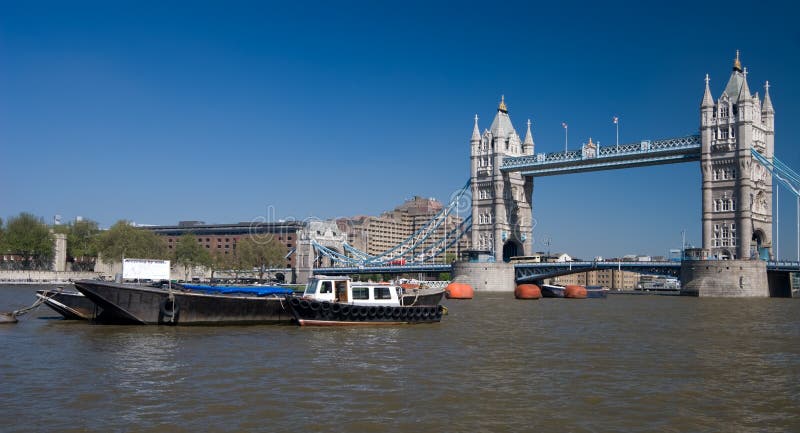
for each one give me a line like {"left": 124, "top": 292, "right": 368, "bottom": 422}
{"left": 179, "top": 284, "right": 294, "bottom": 296}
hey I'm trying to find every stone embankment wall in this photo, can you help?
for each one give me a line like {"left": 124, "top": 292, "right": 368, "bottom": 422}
{"left": 0, "top": 270, "right": 100, "bottom": 283}
{"left": 452, "top": 261, "right": 516, "bottom": 291}
{"left": 680, "top": 259, "right": 768, "bottom": 297}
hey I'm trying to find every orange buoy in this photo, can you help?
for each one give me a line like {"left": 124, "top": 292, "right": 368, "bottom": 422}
{"left": 446, "top": 282, "right": 474, "bottom": 299}
{"left": 564, "top": 285, "right": 587, "bottom": 299}
{"left": 515, "top": 284, "right": 541, "bottom": 299}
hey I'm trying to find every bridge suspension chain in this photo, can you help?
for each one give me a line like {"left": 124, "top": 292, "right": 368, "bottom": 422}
{"left": 752, "top": 149, "right": 800, "bottom": 198}
{"left": 416, "top": 216, "right": 472, "bottom": 262}
{"left": 311, "top": 180, "right": 473, "bottom": 267}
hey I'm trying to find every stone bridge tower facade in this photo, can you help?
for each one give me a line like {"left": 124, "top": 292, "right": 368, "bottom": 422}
{"left": 470, "top": 97, "right": 534, "bottom": 262}
{"left": 700, "top": 52, "right": 774, "bottom": 260}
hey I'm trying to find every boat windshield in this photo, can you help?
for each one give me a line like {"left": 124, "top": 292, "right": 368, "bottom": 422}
{"left": 304, "top": 281, "right": 318, "bottom": 297}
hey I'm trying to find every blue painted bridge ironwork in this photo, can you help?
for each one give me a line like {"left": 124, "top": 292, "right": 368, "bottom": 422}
{"left": 313, "top": 264, "right": 452, "bottom": 275}
{"left": 514, "top": 261, "right": 682, "bottom": 282}
{"left": 501, "top": 135, "right": 701, "bottom": 176}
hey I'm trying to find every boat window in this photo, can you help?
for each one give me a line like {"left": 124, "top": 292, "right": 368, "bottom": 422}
{"left": 303, "top": 282, "right": 318, "bottom": 296}
{"left": 352, "top": 287, "right": 369, "bottom": 300}
{"left": 320, "top": 281, "right": 332, "bottom": 294}
{"left": 374, "top": 287, "right": 392, "bottom": 300}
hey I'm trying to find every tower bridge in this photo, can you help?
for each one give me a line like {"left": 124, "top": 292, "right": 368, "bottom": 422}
{"left": 298, "top": 53, "right": 799, "bottom": 296}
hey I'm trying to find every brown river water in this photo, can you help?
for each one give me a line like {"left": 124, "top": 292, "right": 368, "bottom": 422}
{"left": 1, "top": 284, "right": 798, "bottom": 433}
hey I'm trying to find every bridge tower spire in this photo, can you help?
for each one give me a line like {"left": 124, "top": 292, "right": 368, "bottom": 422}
{"left": 700, "top": 51, "right": 774, "bottom": 260}
{"left": 470, "top": 97, "right": 533, "bottom": 262}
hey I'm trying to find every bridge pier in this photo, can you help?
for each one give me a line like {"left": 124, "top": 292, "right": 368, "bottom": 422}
{"left": 452, "top": 260, "right": 516, "bottom": 292}
{"left": 680, "top": 259, "right": 768, "bottom": 297}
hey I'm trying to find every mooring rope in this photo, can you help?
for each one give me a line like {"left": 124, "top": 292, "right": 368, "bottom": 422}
{"left": 8, "top": 287, "right": 62, "bottom": 318}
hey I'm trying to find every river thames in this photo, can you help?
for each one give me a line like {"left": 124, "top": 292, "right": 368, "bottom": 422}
{"left": 1, "top": 285, "right": 798, "bottom": 433}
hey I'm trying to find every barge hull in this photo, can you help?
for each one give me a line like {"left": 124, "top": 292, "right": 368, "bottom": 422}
{"left": 74, "top": 280, "right": 293, "bottom": 325}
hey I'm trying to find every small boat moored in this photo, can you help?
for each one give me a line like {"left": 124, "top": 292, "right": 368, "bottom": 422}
{"left": 585, "top": 285, "right": 609, "bottom": 298}
{"left": 540, "top": 284, "right": 566, "bottom": 298}
{"left": 287, "top": 276, "right": 444, "bottom": 326}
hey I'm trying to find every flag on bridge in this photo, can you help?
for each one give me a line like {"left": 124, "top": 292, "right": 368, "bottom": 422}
{"left": 613, "top": 116, "right": 618, "bottom": 124}
{"left": 562, "top": 122, "right": 567, "bottom": 129}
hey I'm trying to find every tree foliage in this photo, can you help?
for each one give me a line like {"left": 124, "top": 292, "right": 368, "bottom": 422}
{"left": 173, "top": 233, "right": 212, "bottom": 281}
{"left": 66, "top": 219, "right": 100, "bottom": 260}
{"left": 52, "top": 219, "right": 101, "bottom": 271}
{"left": 236, "top": 236, "right": 287, "bottom": 282}
{"left": 209, "top": 250, "right": 235, "bottom": 281}
{"left": 3, "top": 212, "right": 53, "bottom": 269}
{"left": 96, "top": 221, "right": 167, "bottom": 263}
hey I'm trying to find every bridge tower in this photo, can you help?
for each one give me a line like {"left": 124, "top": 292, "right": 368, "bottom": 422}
{"left": 700, "top": 51, "right": 774, "bottom": 260}
{"left": 470, "top": 97, "right": 534, "bottom": 262}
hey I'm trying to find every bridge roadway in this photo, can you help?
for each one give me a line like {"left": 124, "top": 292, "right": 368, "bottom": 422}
{"left": 314, "top": 261, "right": 798, "bottom": 281}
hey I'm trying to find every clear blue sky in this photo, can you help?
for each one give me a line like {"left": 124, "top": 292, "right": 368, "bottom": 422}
{"left": 2, "top": 0, "right": 799, "bottom": 260}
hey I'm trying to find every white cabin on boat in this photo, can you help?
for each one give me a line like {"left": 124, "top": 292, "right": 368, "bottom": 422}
{"left": 303, "top": 276, "right": 401, "bottom": 306}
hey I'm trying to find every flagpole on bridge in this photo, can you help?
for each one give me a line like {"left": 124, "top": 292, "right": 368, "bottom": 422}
{"left": 562, "top": 122, "right": 568, "bottom": 153}
{"left": 614, "top": 116, "right": 619, "bottom": 150}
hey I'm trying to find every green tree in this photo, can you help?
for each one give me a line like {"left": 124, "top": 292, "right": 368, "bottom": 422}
{"left": 96, "top": 221, "right": 167, "bottom": 263}
{"left": 4, "top": 212, "right": 53, "bottom": 269}
{"left": 173, "top": 233, "right": 212, "bottom": 281}
{"left": 236, "top": 236, "right": 287, "bottom": 282}
{"left": 209, "top": 250, "right": 234, "bottom": 282}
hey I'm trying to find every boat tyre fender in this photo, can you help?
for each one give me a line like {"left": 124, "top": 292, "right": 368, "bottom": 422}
{"left": 358, "top": 306, "right": 368, "bottom": 319}
{"left": 310, "top": 301, "right": 321, "bottom": 311}
{"left": 331, "top": 303, "right": 341, "bottom": 314}
{"left": 368, "top": 306, "right": 377, "bottom": 317}
{"left": 299, "top": 299, "right": 310, "bottom": 310}
{"left": 289, "top": 297, "right": 300, "bottom": 307}
{"left": 321, "top": 301, "right": 331, "bottom": 311}
{"left": 392, "top": 307, "right": 401, "bottom": 319}
{"left": 421, "top": 307, "right": 430, "bottom": 319}
{"left": 160, "top": 298, "right": 179, "bottom": 321}
{"left": 340, "top": 305, "right": 350, "bottom": 317}
{"left": 376, "top": 306, "right": 385, "bottom": 318}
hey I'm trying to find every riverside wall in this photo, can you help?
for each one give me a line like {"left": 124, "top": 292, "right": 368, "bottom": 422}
{"left": 0, "top": 270, "right": 100, "bottom": 284}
